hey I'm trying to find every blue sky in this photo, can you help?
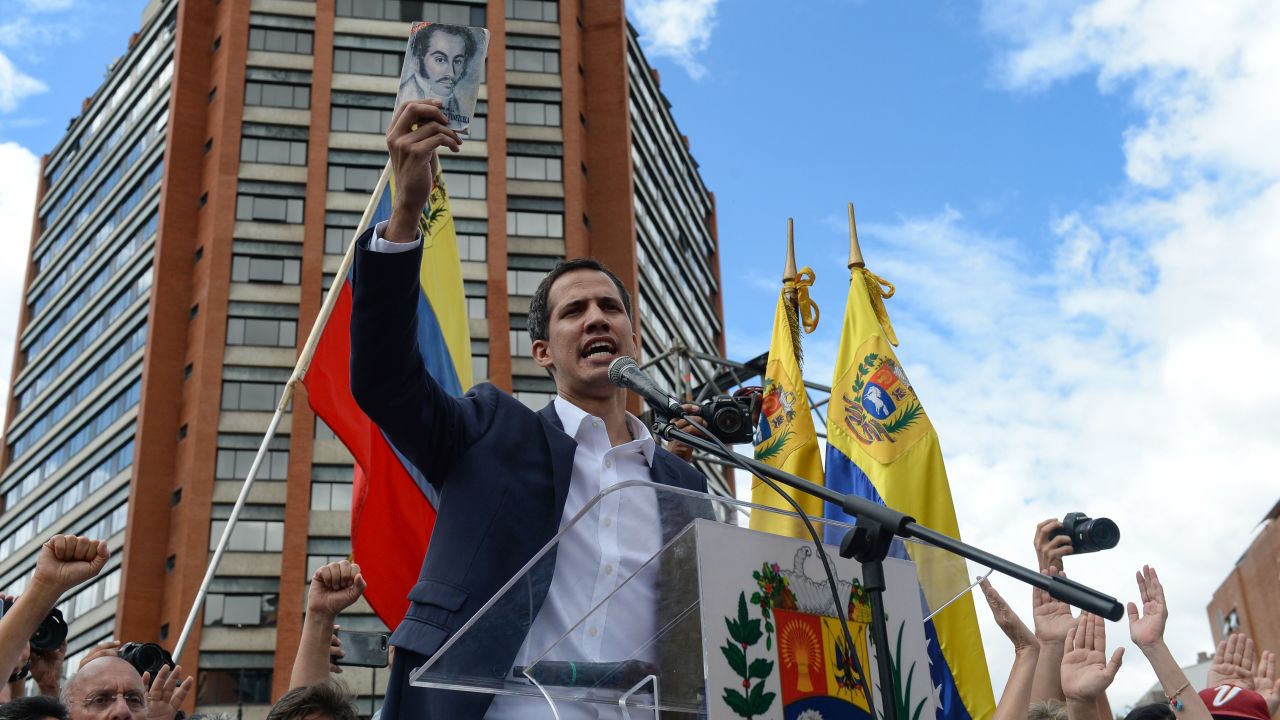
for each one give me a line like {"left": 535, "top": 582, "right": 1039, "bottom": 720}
{"left": 4, "top": 0, "right": 1280, "bottom": 708}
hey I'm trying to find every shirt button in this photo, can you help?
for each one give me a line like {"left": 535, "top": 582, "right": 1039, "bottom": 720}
{"left": 592, "top": 421, "right": 600, "bottom": 429}
{"left": 604, "top": 459, "right": 613, "bottom": 469}
{"left": 604, "top": 564, "right": 614, "bottom": 575}
{"left": 603, "top": 517, "right": 613, "bottom": 528}
{"left": 588, "top": 627, "right": 599, "bottom": 638}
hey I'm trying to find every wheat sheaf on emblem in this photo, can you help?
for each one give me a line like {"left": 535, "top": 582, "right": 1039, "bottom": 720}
{"left": 779, "top": 620, "right": 821, "bottom": 693}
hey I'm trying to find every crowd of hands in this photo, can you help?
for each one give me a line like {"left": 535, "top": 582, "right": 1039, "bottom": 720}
{"left": 0, "top": 534, "right": 368, "bottom": 720}
{"left": 978, "top": 519, "right": 1280, "bottom": 720}
{"left": 4, "top": 523, "right": 1279, "bottom": 720}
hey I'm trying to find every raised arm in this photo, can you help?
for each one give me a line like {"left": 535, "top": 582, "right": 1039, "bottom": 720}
{"left": 1059, "top": 613, "right": 1123, "bottom": 720}
{"left": 290, "top": 560, "right": 368, "bottom": 690}
{"left": 980, "top": 579, "right": 1040, "bottom": 720}
{"left": 1127, "top": 565, "right": 1211, "bottom": 720}
{"left": 349, "top": 99, "right": 492, "bottom": 480}
{"left": 1030, "top": 566, "right": 1075, "bottom": 703}
{"left": 0, "top": 536, "right": 108, "bottom": 681}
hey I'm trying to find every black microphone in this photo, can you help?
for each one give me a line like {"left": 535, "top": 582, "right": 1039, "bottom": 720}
{"left": 607, "top": 356, "right": 685, "bottom": 418}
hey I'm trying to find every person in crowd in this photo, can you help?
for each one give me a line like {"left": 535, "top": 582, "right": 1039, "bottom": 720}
{"left": 265, "top": 682, "right": 356, "bottom": 720}
{"left": 1203, "top": 632, "right": 1280, "bottom": 717}
{"left": 0, "top": 695, "right": 68, "bottom": 720}
{"left": 1125, "top": 702, "right": 1177, "bottom": 720}
{"left": 1198, "top": 685, "right": 1273, "bottom": 720}
{"left": 61, "top": 657, "right": 189, "bottom": 720}
{"left": 978, "top": 578, "right": 1039, "bottom": 720}
{"left": 1123, "top": 565, "right": 1212, "bottom": 720}
{"left": 289, "top": 560, "right": 367, "bottom": 690}
{"left": 1029, "top": 699, "right": 1069, "bottom": 720}
{"left": 0, "top": 537, "right": 108, "bottom": 685}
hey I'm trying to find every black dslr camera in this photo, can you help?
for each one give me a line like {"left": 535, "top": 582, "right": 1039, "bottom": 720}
{"left": 1054, "top": 512, "right": 1120, "bottom": 554}
{"left": 119, "top": 642, "right": 176, "bottom": 679}
{"left": 0, "top": 598, "right": 68, "bottom": 652}
{"left": 695, "top": 393, "right": 760, "bottom": 445}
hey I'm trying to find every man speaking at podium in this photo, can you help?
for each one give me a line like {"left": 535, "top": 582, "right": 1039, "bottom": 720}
{"left": 349, "top": 99, "right": 710, "bottom": 718}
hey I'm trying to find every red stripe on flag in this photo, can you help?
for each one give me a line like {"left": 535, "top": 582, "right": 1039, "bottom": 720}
{"left": 302, "top": 281, "right": 435, "bottom": 626}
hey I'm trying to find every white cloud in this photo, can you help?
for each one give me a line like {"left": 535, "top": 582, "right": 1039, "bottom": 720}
{"left": 0, "top": 143, "right": 40, "bottom": 429}
{"left": 0, "top": 50, "right": 48, "bottom": 112}
{"left": 628, "top": 0, "right": 718, "bottom": 79}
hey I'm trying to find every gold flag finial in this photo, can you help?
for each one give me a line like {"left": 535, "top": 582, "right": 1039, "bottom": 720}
{"left": 784, "top": 217, "right": 798, "bottom": 282}
{"left": 848, "top": 202, "right": 865, "bottom": 269}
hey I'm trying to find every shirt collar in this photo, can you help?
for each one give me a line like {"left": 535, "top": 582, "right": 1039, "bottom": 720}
{"left": 553, "top": 396, "right": 656, "bottom": 465}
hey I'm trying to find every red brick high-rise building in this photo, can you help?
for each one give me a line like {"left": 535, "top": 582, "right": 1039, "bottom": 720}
{"left": 0, "top": 0, "right": 723, "bottom": 715}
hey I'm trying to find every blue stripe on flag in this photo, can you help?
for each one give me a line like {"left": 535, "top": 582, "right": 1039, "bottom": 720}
{"left": 826, "top": 448, "right": 971, "bottom": 720}
{"left": 925, "top": 615, "right": 971, "bottom": 720}
{"left": 415, "top": 290, "right": 462, "bottom": 396}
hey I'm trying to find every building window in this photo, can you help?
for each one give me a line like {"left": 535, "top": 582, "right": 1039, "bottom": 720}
{"left": 248, "top": 27, "right": 313, "bottom": 54}
{"left": 331, "top": 93, "right": 394, "bottom": 134}
{"left": 507, "top": 100, "right": 561, "bottom": 127}
{"left": 334, "top": 47, "right": 400, "bottom": 76}
{"left": 507, "top": 210, "right": 563, "bottom": 238}
{"left": 244, "top": 80, "right": 310, "bottom": 109}
{"left": 235, "top": 182, "right": 305, "bottom": 224}
{"left": 444, "top": 172, "right": 486, "bottom": 199}
{"left": 506, "top": 47, "right": 559, "bottom": 74}
{"left": 336, "top": 0, "right": 485, "bottom": 25}
{"left": 231, "top": 255, "right": 301, "bottom": 284}
{"left": 507, "top": 155, "right": 562, "bottom": 182}
{"left": 311, "top": 465, "right": 354, "bottom": 511}
{"left": 328, "top": 164, "right": 383, "bottom": 194}
{"left": 458, "top": 233, "right": 486, "bottom": 262}
{"left": 240, "top": 136, "right": 306, "bottom": 166}
{"left": 209, "top": 520, "right": 285, "bottom": 552}
{"left": 325, "top": 212, "right": 361, "bottom": 254}
{"left": 307, "top": 553, "right": 349, "bottom": 576}
{"left": 221, "top": 381, "right": 286, "bottom": 412}
{"left": 204, "top": 592, "right": 279, "bottom": 627}
{"left": 216, "top": 443, "right": 289, "bottom": 481}
{"left": 1221, "top": 609, "right": 1240, "bottom": 638}
{"left": 506, "top": 0, "right": 558, "bottom": 22}
{"left": 197, "top": 668, "right": 273, "bottom": 706}
{"left": 227, "top": 317, "right": 297, "bottom": 348}
{"left": 507, "top": 269, "right": 547, "bottom": 296}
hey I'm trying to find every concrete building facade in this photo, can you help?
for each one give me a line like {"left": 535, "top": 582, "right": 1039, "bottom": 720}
{"left": 0, "top": 0, "right": 723, "bottom": 715}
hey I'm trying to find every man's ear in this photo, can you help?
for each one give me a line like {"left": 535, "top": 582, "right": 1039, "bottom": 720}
{"left": 531, "top": 338, "right": 554, "bottom": 371}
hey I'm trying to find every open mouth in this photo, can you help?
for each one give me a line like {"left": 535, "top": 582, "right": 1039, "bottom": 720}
{"left": 581, "top": 339, "right": 617, "bottom": 360}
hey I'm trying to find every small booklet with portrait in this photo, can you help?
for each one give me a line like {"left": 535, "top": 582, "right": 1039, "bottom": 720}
{"left": 396, "top": 23, "right": 490, "bottom": 138}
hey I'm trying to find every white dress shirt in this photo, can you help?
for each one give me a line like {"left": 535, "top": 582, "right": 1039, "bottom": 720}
{"left": 368, "top": 226, "right": 665, "bottom": 718}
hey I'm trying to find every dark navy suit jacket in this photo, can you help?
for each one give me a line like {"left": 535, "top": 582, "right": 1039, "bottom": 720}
{"left": 349, "top": 234, "right": 708, "bottom": 717}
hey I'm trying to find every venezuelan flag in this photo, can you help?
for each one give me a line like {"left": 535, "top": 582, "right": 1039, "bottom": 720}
{"left": 824, "top": 260, "right": 994, "bottom": 720}
{"left": 751, "top": 264, "right": 824, "bottom": 538}
{"left": 304, "top": 161, "right": 471, "bottom": 625}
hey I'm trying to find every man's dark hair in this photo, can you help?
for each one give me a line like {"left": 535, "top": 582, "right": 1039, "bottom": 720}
{"left": 0, "top": 695, "right": 69, "bottom": 720}
{"left": 526, "top": 258, "right": 633, "bottom": 343}
{"left": 1124, "top": 703, "right": 1176, "bottom": 720}
{"left": 411, "top": 24, "right": 477, "bottom": 74}
{"left": 265, "top": 682, "right": 357, "bottom": 720}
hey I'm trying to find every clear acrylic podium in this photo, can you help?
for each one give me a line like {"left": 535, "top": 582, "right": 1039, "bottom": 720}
{"left": 408, "top": 481, "right": 975, "bottom": 719}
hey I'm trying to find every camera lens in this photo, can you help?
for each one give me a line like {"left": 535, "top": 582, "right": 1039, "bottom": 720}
{"left": 30, "top": 609, "right": 67, "bottom": 653}
{"left": 1082, "top": 517, "right": 1120, "bottom": 550}
{"left": 713, "top": 407, "right": 744, "bottom": 435}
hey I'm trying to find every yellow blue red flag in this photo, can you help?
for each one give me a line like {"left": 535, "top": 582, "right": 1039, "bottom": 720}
{"left": 751, "top": 268, "right": 824, "bottom": 538}
{"left": 304, "top": 162, "right": 472, "bottom": 625}
{"left": 824, "top": 266, "right": 994, "bottom": 720}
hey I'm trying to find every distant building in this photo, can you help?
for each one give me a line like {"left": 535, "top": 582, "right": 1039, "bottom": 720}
{"left": 0, "top": 0, "right": 723, "bottom": 716}
{"left": 1206, "top": 499, "right": 1280, "bottom": 656}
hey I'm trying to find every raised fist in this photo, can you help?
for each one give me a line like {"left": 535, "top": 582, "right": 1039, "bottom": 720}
{"left": 307, "top": 560, "right": 367, "bottom": 620}
{"left": 33, "top": 535, "right": 109, "bottom": 593}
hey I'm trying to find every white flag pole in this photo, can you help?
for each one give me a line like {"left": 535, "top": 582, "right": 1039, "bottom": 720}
{"left": 172, "top": 160, "right": 393, "bottom": 661}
